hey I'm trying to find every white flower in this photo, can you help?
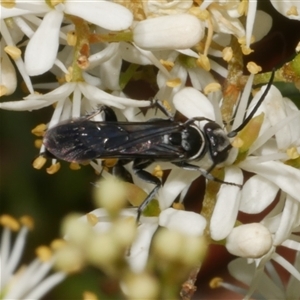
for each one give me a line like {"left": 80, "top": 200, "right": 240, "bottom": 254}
{"left": 213, "top": 254, "right": 300, "bottom": 299}
{"left": 0, "top": 215, "right": 66, "bottom": 300}
{"left": 172, "top": 73, "right": 300, "bottom": 243}
{"left": 270, "top": 1, "right": 300, "bottom": 20}
{"left": 2, "top": 0, "right": 133, "bottom": 76}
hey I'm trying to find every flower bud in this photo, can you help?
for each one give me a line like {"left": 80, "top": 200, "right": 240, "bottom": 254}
{"left": 226, "top": 223, "right": 273, "bottom": 258}
{"left": 133, "top": 14, "right": 204, "bottom": 50}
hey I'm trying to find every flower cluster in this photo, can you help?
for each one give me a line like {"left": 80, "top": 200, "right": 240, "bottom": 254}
{"left": 1, "top": 0, "right": 300, "bottom": 299}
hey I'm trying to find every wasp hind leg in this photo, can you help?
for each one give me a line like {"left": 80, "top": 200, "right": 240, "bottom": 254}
{"left": 132, "top": 159, "right": 162, "bottom": 222}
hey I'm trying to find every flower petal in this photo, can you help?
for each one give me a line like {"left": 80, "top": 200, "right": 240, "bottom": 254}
{"left": 270, "top": 1, "right": 300, "bottom": 20}
{"left": 210, "top": 166, "right": 243, "bottom": 241}
{"left": 159, "top": 208, "right": 206, "bottom": 236}
{"left": 25, "top": 10, "right": 63, "bottom": 76}
{"left": 127, "top": 219, "right": 159, "bottom": 273}
{"left": 64, "top": 1, "right": 133, "bottom": 31}
{"left": 240, "top": 175, "right": 279, "bottom": 214}
{"left": 240, "top": 159, "right": 300, "bottom": 202}
{"left": 173, "top": 87, "right": 215, "bottom": 120}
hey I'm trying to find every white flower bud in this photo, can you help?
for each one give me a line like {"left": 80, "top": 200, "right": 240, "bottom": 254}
{"left": 0, "top": 50, "right": 17, "bottom": 96}
{"left": 133, "top": 14, "right": 204, "bottom": 50}
{"left": 226, "top": 223, "right": 273, "bottom": 258}
{"left": 159, "top": 208, "right": 206, "bottom": 236}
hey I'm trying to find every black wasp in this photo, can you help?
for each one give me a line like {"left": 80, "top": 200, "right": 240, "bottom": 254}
{"left": 43, "top": 70, "right": 275, "bottom": 221}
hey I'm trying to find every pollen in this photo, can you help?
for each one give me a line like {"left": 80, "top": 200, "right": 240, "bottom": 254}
{"left": 0, "top": 214, "right": 20, "bottom": 231}
{"left": 86, "top": 213, "right": 99, "bottom": 227}
{"left": 166, "top": 78, "right": 181, "bottom": 88}
{"left": 36, "top": 245, "right": 52, "bottom": 262}
{"left": 67, "top": 31, "right": 77, "bottom": 46}
{"left": 4, "top": 45, "right": 22, "bottom": 60}
{"left": 287, "top": 147, "right": 300, "bottom": 159}
{"left": 222, "top": 47, "right": 233, "bottom": 62}
{"left": 20, "top": 215, "right": 34, "bottom": 230}
{"left": 286, "top": 6, "right": 298, "bottom": 16}
{"left": 69, "top": 162, "right": 81, "bottom": 170}
{"left": 247, "top": 62, "right": 262, "bottom": 74}
{"left": 209, "top": 277, "right": 223, "bottom": 289}
{"left": 159, "top": 59, "right": 174, "bottom": 71}
{"left": 32, "top": 156, "right": 47, "bottom": 169}
{"left": 161, "top": 100, "right": 172, "bottom": 114}
{"left": 204, "top": 82, "right": 221, "bottom": 95}
{"left": 46, "top": 162, "right": 61, "bottom": 174}
{"left": 1, "top": 0, "right": 16, "bottom": 8}
{"left": 103, "top": 158, "right": 118, "bottom": 168}
{"left": 31, "top": 123, "right": 47, "bottom": 137}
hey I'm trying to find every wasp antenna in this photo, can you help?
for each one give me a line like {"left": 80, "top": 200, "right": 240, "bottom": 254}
{"left": 227, "top": 68, "right": 276, "bottom": 138}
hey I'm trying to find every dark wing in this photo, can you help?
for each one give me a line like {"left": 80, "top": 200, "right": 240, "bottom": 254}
{"left": 43, "top": 118, "right": 185, "bottom": 162}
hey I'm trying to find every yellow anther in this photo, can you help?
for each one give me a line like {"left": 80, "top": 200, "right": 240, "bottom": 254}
{"left": 86, "top": 213, "right": 99, "bottom": 227}
{"left": 34, "top": 139, "right": 43, "bottom": 149}
{"left": 67, "top": 31, "right": 77, "bottom": 46}
{"left": 19, "top": 216, "right": 34, "bottom": 230}
{"left": 0, "top": 214, "right": 20, "bottom": 231}
{"left": 172, "top": 202, "right": 185, "bottom": 210}
{"left": 161, "top": 100, "right": 172, "bottom": 114}
{"left": 31, "top": 123, "right": 47, "bottom": 137}
{"left": 287, "top": 147, "right": 300, "bottom": 159}
{"left": 0, "top": 85, "right": 8, "bottom": 97}
{"left": 51, "top": 239, "right": 66, "bottom": 250}
{"left": 152, "top": 165, "right": 163, "bottom": 178}
{"left": 102, "top": 158, "right": 118, "bottom": 168}
{"left": 197, "top": 54, "right": 210, "bottom": 71}
{"left": 166, "top": 77, "right": 181, "bottom": 88}
{"left": 241, "top": 45, "right": 254, "bottom": 55}
{"left": 209, "top": 277, "right": 223, "bottom": 289}
{"left": 247, "top": 62, "right": 262, "bottom": 74}
{"left": 69, "top": 162, "right": 81, "bottom": 170}
{"left": 204, "top": 82, "right": 221, "bottom": 95}
{"left": 46, "top": 162, "right": 61, "bottom": 174}
{"left": 36, "top": 246, "right": 52, "bottom": 262}
{"left": 238, "top": 0, "right": 248, "bottom": 16}
{"left": 32, "top": 156, "right": 47, "bottom": 170}
{"left": 1, "top": 0, "right": 16, "bottom": 8}
{"left": 83, "top": 291, "right": 98, "bottom": 300}
{"left": 222, "top": 47, "right": 233, "bottom": 62}
{"left": 4, "top": 45, "right": 22, "bottom": 60}
{"left": 287, "top": 6, "right": 298, "bottom": 16}
{"left": 159, "top": 59, "right": 174, "bottom": 71}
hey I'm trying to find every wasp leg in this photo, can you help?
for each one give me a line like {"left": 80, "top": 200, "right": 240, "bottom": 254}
{"left": 172, "top": 161, "right": 242, "bottom": 187}
{"left": 148, "top": 99, "right": 174, "bottom": 121}
{"left": 132, "top": 159, "right": 162, "bottom": 222}
{"left": 86, "top": 105, "right": 118, "bottom": 121}
{"left": 111, "top": 160, "right": 133, "bottom": 183}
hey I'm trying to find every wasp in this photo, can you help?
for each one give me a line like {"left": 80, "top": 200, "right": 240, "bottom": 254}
{"left": 43, "top": 70, "right": 275, "bottom": 221}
